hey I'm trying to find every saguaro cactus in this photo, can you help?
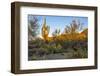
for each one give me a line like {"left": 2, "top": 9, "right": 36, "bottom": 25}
{"left": 42, "top": 17, "right": 50, "bottom": 41}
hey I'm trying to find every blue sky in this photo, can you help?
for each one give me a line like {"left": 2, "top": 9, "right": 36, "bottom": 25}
{"left": 28, "top": 15, "right": 88, "bottom": 37}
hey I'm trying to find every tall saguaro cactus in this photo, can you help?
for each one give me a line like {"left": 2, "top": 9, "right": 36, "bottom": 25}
{"left": 42, "top": 17, "right": 50, "bottom": 41}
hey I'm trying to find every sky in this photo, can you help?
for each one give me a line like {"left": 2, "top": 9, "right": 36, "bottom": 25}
{"left": 28, "top": 15, "right": 88, "bottom": 37}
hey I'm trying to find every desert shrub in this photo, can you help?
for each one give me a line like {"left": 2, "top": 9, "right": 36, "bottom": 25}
{"left": 45, "top": 43, "right": 58, "bottom": 54}
{"left": 28, "top": 36, "right": 88, "bottom": 59}
{"left": 31, "top": 55, "right": 37, "bottom": 60}
{"left": 71, "top": 48, "right": 88, "bottom": 58}
{"left": 80, "top": 48, "right": 88, "bottom": 58}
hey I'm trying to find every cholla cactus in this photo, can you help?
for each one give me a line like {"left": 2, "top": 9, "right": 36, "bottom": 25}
{"left": 52, "top": 29, "right": 60, "bottom": 37}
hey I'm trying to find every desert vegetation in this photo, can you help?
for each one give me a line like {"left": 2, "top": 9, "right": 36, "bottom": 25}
{"left": 28, "top": 16, "right": 88, "bottom": 60}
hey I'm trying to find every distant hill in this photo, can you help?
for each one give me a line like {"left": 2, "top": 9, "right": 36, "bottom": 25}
{"left": 81, "top": 29, "right": 88, "bottom": 35}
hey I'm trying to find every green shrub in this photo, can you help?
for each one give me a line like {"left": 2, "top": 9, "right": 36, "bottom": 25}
{"left": 72, "top": 48, "right": 88, "bottom": 58}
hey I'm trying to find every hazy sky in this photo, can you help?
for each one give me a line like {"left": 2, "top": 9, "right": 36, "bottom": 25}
{"left": 28, "top": 15, "right": 88, "bottom": 37}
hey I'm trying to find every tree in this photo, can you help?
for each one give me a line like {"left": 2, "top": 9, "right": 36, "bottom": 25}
{"left": 28, "top": 16, "right": 39, "bottom": 41}
{"left": 64, "top": 19, "right": 83, "bottom": 34}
